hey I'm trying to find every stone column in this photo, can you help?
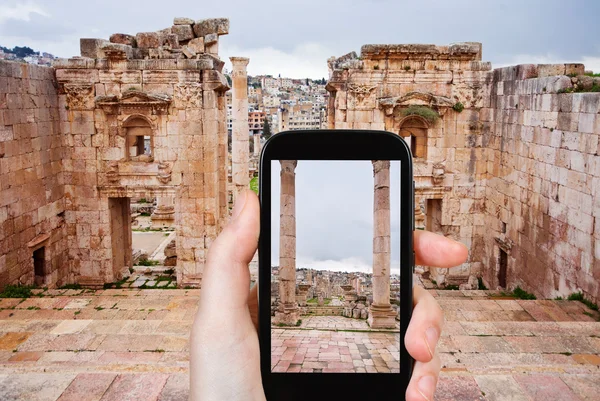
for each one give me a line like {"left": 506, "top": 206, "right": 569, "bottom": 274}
{"left": 368, "top": 160, "right": 397, "bottom": 329}
{"left": 230, "top": 57, "right": 250, "bottom": 204}
{"left": 253, "top": 133, "right": 261, "bottom": 156}
{"left": 273, "top": 160, "right": 299, "bottom": 326}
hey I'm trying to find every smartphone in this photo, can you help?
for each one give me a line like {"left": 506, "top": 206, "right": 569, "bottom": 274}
{"left": 258, "top": 130, "right": 414, "bottom": 400}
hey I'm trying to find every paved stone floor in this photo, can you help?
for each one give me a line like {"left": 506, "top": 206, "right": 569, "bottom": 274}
{"left": 0, "top": 288, "right": 598, "bottom": 400}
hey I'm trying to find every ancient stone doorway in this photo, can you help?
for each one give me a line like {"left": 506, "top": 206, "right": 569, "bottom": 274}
{"left": 109, "top": 198, "right": 132, "bottom": 279}
{"left": 498, "top": 249, "right": 508, "bottom": 288}
{"left": 33, "top": 247, "right": 46, "bottom": 286}
{"left": 425, "top": 199, "right": 442, "bottom": 233}
{"left": 399, "top": 117, "right": 428, "bottom": 159}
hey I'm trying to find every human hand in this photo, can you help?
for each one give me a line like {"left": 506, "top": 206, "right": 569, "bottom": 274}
{"left": 189, "top": 189, "right": 468, "bottom": 401}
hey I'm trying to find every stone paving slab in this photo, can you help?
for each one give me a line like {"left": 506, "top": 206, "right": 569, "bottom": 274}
{"left": 0, "top": 289, "right": 597, "bottom": 399}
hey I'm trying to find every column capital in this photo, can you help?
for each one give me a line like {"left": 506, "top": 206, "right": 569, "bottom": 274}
{"left": 372, "top": 160, "right": 390, "bottom": 173}
{"left": 229, "top": 56, "right": 250, "bottom": 68}
{"left": 280, "top": 159, "right": 297, "bottom": 173}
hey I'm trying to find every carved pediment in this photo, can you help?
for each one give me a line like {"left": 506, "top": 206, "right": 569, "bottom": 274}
{"left": 96, "top": 90, "right": 172, "bottom": 114}
{"left": 379, "top": 91, "right": 454, "bottom": 109}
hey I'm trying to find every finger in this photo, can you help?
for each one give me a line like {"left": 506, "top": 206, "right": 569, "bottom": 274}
{"left": 414, "top": 230, "right": 468, "bottom": 267}
{"left": 405, "top": 286, "right": 444, "bottom": 363}
{"left": 199, "top": 189, "right": 260, "bottom": 315}
{"left": 248, "top": 283, "right": 259, "bottom": 331}
{"left": 405, "top": 351, "right": 441, "bottom": 401}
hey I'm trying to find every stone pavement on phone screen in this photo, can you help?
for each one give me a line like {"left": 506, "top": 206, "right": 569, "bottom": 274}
{"left": 0, "top": 288, "right": 598, "bottom": 400}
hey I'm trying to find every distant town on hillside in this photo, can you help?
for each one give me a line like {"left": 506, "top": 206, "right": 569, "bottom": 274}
{"left": 0, "top": 45, "right": 56, "bottom": 66}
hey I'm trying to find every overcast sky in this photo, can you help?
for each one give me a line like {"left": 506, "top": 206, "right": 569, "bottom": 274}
{"left": 271, "top": 161, "right": 402, "bottom": 274}
{"left": 1, "top": 0, "right": 599, "bottom": 79}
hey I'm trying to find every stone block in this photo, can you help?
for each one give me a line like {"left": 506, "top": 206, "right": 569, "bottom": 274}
{"left": 174, "top": 17, "right": 195, "bottom": 25}
{"left": 100, "top": 43, "right": 133, "bottom": 59}
{"left": 193, "top": 18, "right": 229, "bottom": 37}
{"left": 516, "top": 64, "right": 538, "bottom": 80}
{"left": 565, "top": 63, "right": 585, "bottom": 76}
{"left": 135, "top": 32, "right": 161, "bottom": 49}
{"left": 166, "top": 34, "right": 179, "bottom": 49}
{"left": 55, "top": 69, "right": 99, "bottom": 84}
{"left": 182, "top": 46, "right": 196, "bottom": 59}
{"left": 80, "top": 38, "right": 109, "bottom": 58}
{"left": 537, "top": 64, "right": 566, "bottom": 77}
{"left": 172, "top": 24, "right": 194, "bottom": 42}
{"left": 204, "top": 33, "right": 218, "bottom": 45}
{"left": 109, "top": 33, "right": 136, "bottom": 47}
{"left": 188, "top": 37, "right": 205, "bottom": 54}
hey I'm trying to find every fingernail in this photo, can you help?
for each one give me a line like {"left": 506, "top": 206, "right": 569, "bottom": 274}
{"left": 231, "top": 190, "right": 247, "bottom": 220}
{"left": 425, "top": 327, "right": 439, "bottom": 358}
{"left": 417, "top": 375, "right": 435, "bottom": 401}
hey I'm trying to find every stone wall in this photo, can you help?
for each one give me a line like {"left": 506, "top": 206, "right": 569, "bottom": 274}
{"left": 480, "top": 63, "right": 600, "bottom": 302}
{"left": 0, "top": 18, "right": 231, "bottom": 290}
{"left": 0, "top": 61, "right": 68, "bottom": 288}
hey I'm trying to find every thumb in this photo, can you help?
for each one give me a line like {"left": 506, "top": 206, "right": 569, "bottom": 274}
{"left": 198, "top": 189, "right": 260, "bottom": 315}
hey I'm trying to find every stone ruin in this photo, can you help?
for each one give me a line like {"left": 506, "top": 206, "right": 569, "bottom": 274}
{"left": 0, "top": 18, "right": 235, "bottom": 289}
{"left": 1, "top": 19, "right": 599, "bottom": 306}
{"left": 326, "top": 43, "right": 600, "bottom": 302}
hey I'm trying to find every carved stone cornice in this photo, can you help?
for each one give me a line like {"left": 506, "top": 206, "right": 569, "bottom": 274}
{"left": 95, "top": 90, "right": 172, "bottom": 115}
{"left": 378, "top": 91, "right": 454, "bottom": 116}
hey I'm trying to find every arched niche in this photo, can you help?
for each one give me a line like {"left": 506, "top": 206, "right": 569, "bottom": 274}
{"left": 123, "top": 115, "right": 153, "bottom": 161}
{"left": 398, "top": 115, "right": 429, "bottom": 159}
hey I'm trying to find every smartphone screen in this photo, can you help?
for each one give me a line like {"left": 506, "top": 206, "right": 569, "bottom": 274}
{"left": 270, "top": 159, "right": 401, "bottom": 373}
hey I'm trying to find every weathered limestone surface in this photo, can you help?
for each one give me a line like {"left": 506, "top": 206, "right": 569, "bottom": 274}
{"left": 0, "top": 61, "right": 68, "bottom": 288}
{"left": 480, "top": 64, "right": 600, "bottom": 302}
{"left": 230, "top": 57, "right": 250, "bottom": 203}
{"left": 274, "top": 160, "right": 300, "bottom": 325}
{"left": 327, "top": 43, "right": 492, "bottom": 286}
{"left": 0, "top": 18, "right": 231, "bottom": 290}
{"left": 368, "top": 160, "right": 396, "bottom": 328}
{"left": 328, "top": 43, "right": 599, "bottom": 303}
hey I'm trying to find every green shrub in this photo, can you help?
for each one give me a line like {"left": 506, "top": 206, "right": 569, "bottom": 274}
{"left": 136, "top": 259, "right": 160, "bottom": 267}
{"left": 59, "top": 284, "right": 82, "bottom": 290}
{"left": 453, "top": 102, "right": 464, "bottom": 113}
{"left": 512, "top": 286, "right": 536, "bottom": 300}
{"left": 401, "top": 105, "right": 439, "bottom": 123}
{"left": 0, "top": 285, "right": 34, "bottom": 298}
{"left": 568, "top": 292, "right": 599, "bottom": 311}
{"left": 250, "top": 177, "right": 259, "bottom": 195}
{"left": 477, "top": 277, "right": 488, "bottom": 290}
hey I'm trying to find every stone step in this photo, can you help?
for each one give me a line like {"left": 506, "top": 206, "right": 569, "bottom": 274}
{"left": 0, "top": 290, "right": 597, "bottom": 400}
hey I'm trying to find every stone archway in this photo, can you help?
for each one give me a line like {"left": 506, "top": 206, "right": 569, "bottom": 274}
{"left": 398, "top": 116, "right": 429, "bottom": 159}
{"left": 123, "top": 115, "right": 154, "bottom": 161}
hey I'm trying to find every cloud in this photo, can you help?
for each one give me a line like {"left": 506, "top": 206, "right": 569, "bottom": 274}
{"left": 220, "top": 42, "right": 332, "bottom": 79}
{"left": 0, "top": 2, "right": 49, "bottom": 24}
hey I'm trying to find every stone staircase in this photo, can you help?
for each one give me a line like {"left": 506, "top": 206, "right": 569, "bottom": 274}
{"left": 0, "top": 288, "right": 597, "bottom": 400}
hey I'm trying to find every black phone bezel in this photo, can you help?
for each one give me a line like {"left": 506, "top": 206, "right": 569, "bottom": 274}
{"left": 258, "top": 129, "right": 414, "bottom": 400}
